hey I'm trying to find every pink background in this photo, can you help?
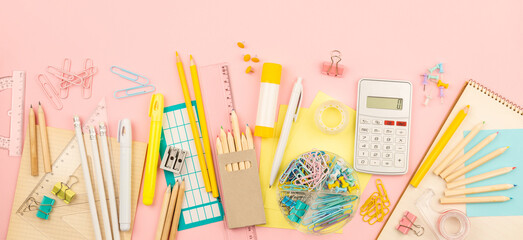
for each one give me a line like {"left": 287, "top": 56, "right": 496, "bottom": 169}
{"left": 1, "top": 0, "right": 523, "bottom": 239}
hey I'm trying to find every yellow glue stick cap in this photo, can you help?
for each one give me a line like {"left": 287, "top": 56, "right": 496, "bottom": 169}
{"left": 261, "top": 63, "right": 282, "bottom": 84}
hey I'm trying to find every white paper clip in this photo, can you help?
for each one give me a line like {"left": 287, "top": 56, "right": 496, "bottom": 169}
{"left": 111, "top": 66, "right": 156, "bottom": 99}
{"left": 36, "top": 74, "right": 63, "bottom": 110}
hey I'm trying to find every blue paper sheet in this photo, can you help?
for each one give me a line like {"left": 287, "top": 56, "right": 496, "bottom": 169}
{"left": 464, "top": 129, "right": 523, "bottom": 217}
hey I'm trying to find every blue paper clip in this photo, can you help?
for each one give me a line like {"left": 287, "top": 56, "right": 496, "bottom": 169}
{"left": 111, "top": 66, "right": 156, "bottom": 99}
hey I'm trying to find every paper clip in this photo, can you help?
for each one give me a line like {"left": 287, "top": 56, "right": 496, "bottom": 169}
{"left": 111, "top": 66, "right": 156, "bottom": 99}
{"left": 26, "top": 196, "right": 55, "bottom": 220}
{"left": 360, "top": 178, "right": 390, "bottom": 225}
{"left": 321, "top": 50, "right": 345, "bottom": 77}
{"left": 47, "top": 66, "right": 83, "bottom": 88}
{"left": 82, "top": 58, "right": 95, "bottom": 99}
{"left": 51, "top": 175, "right": 79, "bottom": 204}
{"left": 397, "top": 211, "right": 424, "bottom": 236}
{"left": 59, "top": 58, "right": 72, "bottom": 99}
{"left": 36, "top": 74, "right": 64, "bottom": 110}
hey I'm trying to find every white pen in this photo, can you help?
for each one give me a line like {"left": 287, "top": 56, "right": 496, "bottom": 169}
{"left": 89, "top": 126, "right": 113, "bottom": 240}
{"left": 118, "top": 119, "right": 132, "bottom": 231}
{"left": 73, "top": 116, "right": 102, "bottom": 240}
{"left": 269, "top": 77, "right": 303, "bottom": 187}
{"left": 99, "top": 122, "right": 121, "bottom": 240}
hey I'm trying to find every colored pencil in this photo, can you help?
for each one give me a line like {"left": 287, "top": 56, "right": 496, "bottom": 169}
{"left": 447, "top": 167, "right": 516, "bottom": 189}
{"left": 38, "top": 102, "right": 52, "bottom": 173}
{"left": 161, "top": 181, "right": 179, "bottom": 240}
{"left": 444, "top": 184, "right": 515, "bottom": 197}
{"left": 29, "top": 105, "right": 38, "bottom": 176}
{"left": 155, "top": 186, "right": 172, "bottom": 240}
{"left": 169, "top": 180, "right": 186, "bottom": 240}
{"left": 445, "top": 146, "right": 509, "bottom": 182}
{"left": 440, "top": 196, "right": 511, "bottom": 204}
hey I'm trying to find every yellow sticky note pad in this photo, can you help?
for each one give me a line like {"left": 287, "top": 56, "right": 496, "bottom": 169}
{"left": 259, "top": 92, "right": 372, "bottom": 231}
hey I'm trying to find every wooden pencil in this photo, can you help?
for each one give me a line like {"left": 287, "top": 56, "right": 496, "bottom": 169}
{"left": 216, "top": 136, "right": 224, "bottom": 155}
{"left": 444, "top": 184, "right": 515, "bottom": 197}
{"left": 231, "top": 110, "right": 242, "bottom": 150}
{"left": 161, "top": 181, "right": 180, "bottom": 240}
{"left": 29, "top": 105, "right": 38, "bottom": 176}
{"left": 445, "top": 146, "right": 509, "bottom": 182}
{"left": 155, "top": 186, "right": 172, "bottom": 240}
{"left": 220, "top": 127, "right": 229, "bottom": 154}
{"left": 440, "top": 196, "right": 511, "bottom": 204}
{"left": 37, "top": 102, "right": 52, "bottom": 173}
{"left": 169, "top": 180, "right": 186, "bottom": 240}
{"left": 245, "top": 124, "right": 254, "bottom": 150}
{"left": 447, "top": 167, "right": 516, "bottom": 189}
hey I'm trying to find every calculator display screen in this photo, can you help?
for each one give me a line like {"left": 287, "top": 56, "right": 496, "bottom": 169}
{"left": 367, "top": 96, "right": 403, "bottom": 110}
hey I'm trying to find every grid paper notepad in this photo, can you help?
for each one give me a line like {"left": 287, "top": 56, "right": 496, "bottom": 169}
{"left": 160, "top": 101, "right": 224, "bottom": 231}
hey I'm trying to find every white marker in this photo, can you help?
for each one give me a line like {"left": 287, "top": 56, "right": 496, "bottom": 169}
{"left": 118, "top": 119, "right": 132, "bottom": 231}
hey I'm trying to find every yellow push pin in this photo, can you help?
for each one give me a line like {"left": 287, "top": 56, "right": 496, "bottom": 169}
{"left": 245, "top": 66, "right": 254, "bottom": 74}
{"left": 237, "top": 41, "right": 245, "bottom": 48}
{"left": 243, "top": 54, "right": 251, "bottom": 62}
{"left": 251, "top": 55, "right": 260, "bottom": 63}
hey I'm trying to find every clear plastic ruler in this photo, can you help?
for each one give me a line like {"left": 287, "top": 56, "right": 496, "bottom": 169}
{"left": 16, "top": 98, "right": 107, "bottom": 238}
{"left": 0, "top": 71, "right": 26, "bottom": 156}
{"left": 220, "top": 64, "right": 235, "bottom": 114}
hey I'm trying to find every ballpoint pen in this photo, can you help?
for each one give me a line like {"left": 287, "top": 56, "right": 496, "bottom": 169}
{"left": 99, "top": 122, "right": 120, "bottom": 240}
{"left": 143, "top": 93, "right": 164, "bottom": 205}
{"left": 89, "top": 126, "right": 113, "bottom": 240}
{"left": 269, "top": 77, "right": 303, "bottom": 188}
{"left": 73, "top": 116, "right": 102, "bottom": 240}
{"left": 118, "top": 118, "right": 132, "bottom": 231}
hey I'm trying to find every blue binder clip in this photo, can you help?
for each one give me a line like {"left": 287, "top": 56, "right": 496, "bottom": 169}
{"left": 111, "top": 66, "right": 156, "bottom": 99}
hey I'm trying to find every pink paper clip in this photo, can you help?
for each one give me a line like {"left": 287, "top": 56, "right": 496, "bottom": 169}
{"left": 321, "top": 50, "right": 345, "bottom": 77}
{"left": 47, "top": 66, "right": 83, "bottom": 88}
{"left": 396, "top": 211, "right": 424, "bottom": 236}
{"left": 59, "top": 58, "right": 72, "bottom": 99}
{"left": 36, "top": 74, "right": 64, "bottom": 110}
{"left": 82, "top": 58, "right": 95, "bottom": 99}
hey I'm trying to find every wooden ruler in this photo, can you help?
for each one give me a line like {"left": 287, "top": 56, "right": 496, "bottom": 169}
{"left": 0, "top": 71, "right": 26, "bottom": 156}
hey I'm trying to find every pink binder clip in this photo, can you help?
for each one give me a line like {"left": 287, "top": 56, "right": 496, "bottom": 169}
{"left": 396, "top": 211, "right": 424, "bottom": 236}
{"left": 321, "top": 50, "right": 345, "bottom": 77}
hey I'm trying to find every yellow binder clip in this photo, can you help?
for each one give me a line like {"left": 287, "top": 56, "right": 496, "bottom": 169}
{"left": 51, "top": 175, "right": 79, "bottom": 204}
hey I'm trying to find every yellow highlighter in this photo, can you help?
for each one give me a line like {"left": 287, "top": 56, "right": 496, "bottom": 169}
{"left": 410, "top": 105, "right": 469, "bottom": 187}
{"left": 143, "top": 93, "right": 164, "bottom": 205}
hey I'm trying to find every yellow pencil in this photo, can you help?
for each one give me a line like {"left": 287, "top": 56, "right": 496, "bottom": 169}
{"left": 190, "top": 55, "right": 219, "bottom": 198}
{"left": 410, "top": 105, "right": 469, "bottom": 187}
{"left": 176, "top": 52, "right": 211, "bottom": 193}
{"left": 440, "top": 196, "right": 511, "bottom": 204}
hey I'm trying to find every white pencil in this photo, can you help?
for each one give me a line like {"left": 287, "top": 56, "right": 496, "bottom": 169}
{"left": 99, "top": 122, "right": 120, "bottom": 240}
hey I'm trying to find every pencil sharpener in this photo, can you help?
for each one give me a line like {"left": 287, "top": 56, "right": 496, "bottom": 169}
{"left": 160, "top": 146, "right": 188, "bottom": 175}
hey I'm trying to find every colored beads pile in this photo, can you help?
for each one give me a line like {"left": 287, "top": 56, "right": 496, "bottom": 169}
{"left": 359, "top": 179, "right": 390, "bottom": 225}
{"left": 279, "top": 150, "right": 331, "bottom": 192}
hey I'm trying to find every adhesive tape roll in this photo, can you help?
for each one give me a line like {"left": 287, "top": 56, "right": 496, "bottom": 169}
{"left": 314, "top": 100, "right": 348, "bottom": 134}
{"left": 436, "top": 210, "right": 470, "bottom": 240}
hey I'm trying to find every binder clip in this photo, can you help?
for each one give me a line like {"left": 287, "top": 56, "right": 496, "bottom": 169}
{"left": 321, "top": 50, "right": 345, "bottom": 77}
{"left": 396, "top": 211, "right": 424, "bottom": 236}
{"left": 111, "top": 66, "right": 156, "bottom": 99}
{"left": 288, "top": 200, "right": 309, "bottom": 224}
{"left": 51, "top": 175, "right": 79, "bottom": 204}
{"left": 160, "top": 146, "right": 188, "bottom": 175}
{"left": 27, "top": 196, "right": 55, "bottom": 220}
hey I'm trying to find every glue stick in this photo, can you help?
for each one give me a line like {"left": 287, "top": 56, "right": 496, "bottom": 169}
{"left": 254, "top": 63, "right": 282, "bottom": 137}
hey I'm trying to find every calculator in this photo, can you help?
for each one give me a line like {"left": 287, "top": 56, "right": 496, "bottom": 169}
{"left": 354, "top": 79, "right": 412, "bottom": 175}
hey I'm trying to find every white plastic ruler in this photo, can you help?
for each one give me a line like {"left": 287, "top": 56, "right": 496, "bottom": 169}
{"left": 16, "top": 98, "right": 107, "bottom": 238}
{"left": 0, "top": 71, "right": 26, "bottom": 156}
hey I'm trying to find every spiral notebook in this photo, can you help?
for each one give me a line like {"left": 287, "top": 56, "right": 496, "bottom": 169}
{"left": 378, "top": 80, "right": 523, "bottom": 239}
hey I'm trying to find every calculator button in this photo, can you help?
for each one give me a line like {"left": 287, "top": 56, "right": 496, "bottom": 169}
{"left": 384, "top": 128, "right": 394, "bottom": 135}
{"left": 396, "top": 129, "right": 406, "bottom": 135}
{"left": 384, "top": 120, "right": 395, "bottom": 126}
{"left": 360, "top": 127, "right": 370, "bottom": 133}
{"left": 383, "top": 152, "right": 393, "bottom": 159}
{"left": 396, "top": 145, "right": 406, "bottom": 151}
{"left": 383, "top": 145, "right": 393, "bottom": 151}
{"left": 358, "top": 151, "right": 369, "bottom": 157}
{"left": 360, "top": 119, "right": 371, "bottom": 124}
{"left": 370, "top": 151, "right": 381, "bottom": 158}
{"left": 371, "top": 144, "right": 380, "bottom": 150}
{"left": 359, "top": 142, "right": 369, "bottom": 149}
{"left": 396, "top": 137, "right": 406, "bottom": 144}
{"left": 383, "top": 161, "right": 392, "bottom": 167}
{"left": 395, "top": 154, "right": 406, "bottom": 168}
{"left": 360, "top": 134, "right": 369, "bottom": 141}
{"left": 384, "top": 136, "right": 393, "bottom": 143}
{"left": 371, "top": 136, "right": 381, "bottom": 142}
{"left": 372, "top": 128, "right": 382, "bottom": 134}
{"left": 370, "top": 160, "right": 380, "bottom": 166}
{"left": 357, "top": 158, "right": 368, "bottom": 165}
{"left": 396, "top": 121, "right": 407, "bottom": 127}
{"left": 372, "top": 120, "right": 383, "bottom": 125}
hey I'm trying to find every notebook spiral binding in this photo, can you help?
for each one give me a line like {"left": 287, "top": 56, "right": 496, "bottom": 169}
{"left": 468, "top": 79, "right": 523, "bottom": 116}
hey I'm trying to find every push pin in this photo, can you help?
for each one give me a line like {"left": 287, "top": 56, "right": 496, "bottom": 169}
{"left": 321, "top": 50, "right": 345, "bottom": 77}
{"left": 237, "top": 41, "right": 245, "bottom": 48}
{"left": 421, "top": 73, "right": 429, "bottom": 91}
{"left": 245, "top": 66, "right": 254, "bottom": 74}
{"left": 428, "top": 74, "right": 439, "bottom": 82}
{"left": 251, "top": 55, "right": 260, "bottom": 63}
{"left": 328, "top": 181, "right": 340, "bottom": 189}
{"left": 437, "top": 63, "right": 444, "bottom": 73}
{"left": 437, "top": 79, "right": 449, "bottom": 103}
{"left": 396, "top": 211, "right": 424, "bottom": 236}
{"left": 51, "top": 175, "right": 79, "bottom": 204}
{"left": 423, "top": 93, "right": 432, "bottom": 106}
{"left": 338, "top": 176, "right": 349, "bottom": 188}
{"left": 243, "top": 54, "right": 251, "bottom": 62}
{"left": 348, "top": 184, "right": 360, "bottom": 193}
